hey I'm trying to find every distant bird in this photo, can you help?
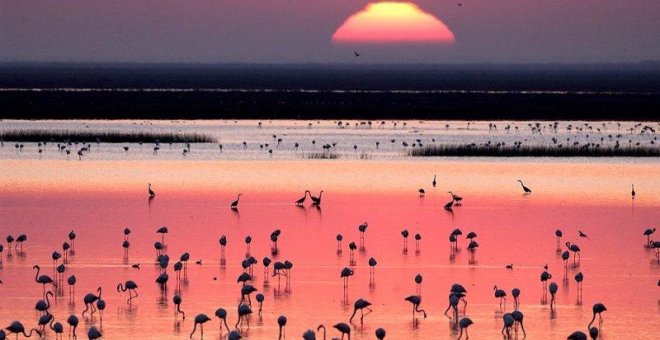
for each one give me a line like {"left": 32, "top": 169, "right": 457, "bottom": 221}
{"left": 341, "top": 267, "right": 354, "bottom": 289}
{"left": 311, "top": 191, "right": 323, "bottom": 206}
{"left": 589, "top": 327, "right": 599, "bottom": 340}
{"left": 215, "top": 308, "right": 230, "bottom": 333}
{"left": 353, "top": 51, "right": 360, "bottom": 57}
{"left": 148, "top": 183, "right": 155, "bottom": 197}
{"left": 494, "top": 285, "right": 507, "bottom": 308}
{"left": 549, "top": 282, "right": 558, "bottom": 309}
{"left": 517, "top": 180, "right": 532, "bottom": 194}
{"left": 156, "top": 226, "right": 168, "bottom": 243}
{"left": 540, "top": 269, "right": 552, "bottom": 290}
{"left": 15, "top": 234, "right": 27, "bottom": 250}
{"left": 631, "top": 184, "right": 635, "bottom": 199}
{"left": 401, "top": 229, "right": 409, "bottom": 250}
{"left": 358, "top": 222, "right": 368, "bottom": 242}
{"left": 579, "top": 230, "right": 590, "bottom": 240}
{"left": 643, "top": 227, "right": 656, "bottom": 245}
{"left": 502, "top": 313, "right": 514, "bottom": 338}
{"left": 33, "top": 265, "right": 56, "bottom": 295}
{"left": 235, "top": 304, "right": 252, "bottom": 328}
{"left": 405, "top": 295, "right": 427, "bottom": 319}
{"left": 375, "top": 328, "right": 386, "bottom": 340}
{"left": 555, "top": 229, "right": 563, "bottom": 249}
{"left": 295, "top": 191, "right": 310, "bottom": 206}
{"left": 117, "top": 280, "right": 139, "bottom": 304}
{"left": 588, "top": 303, "right": 607, "bottom": 329}
{"left": 566, "top": 242, "right": 581, "bottom": 262}
{"left": 418, "top": 188, "right": 425, "bottom": 197}
{"left": 277, "top": 315, "right": 287, "bottom": 339}
{"left": 432, "top": 175, "right": 437, "bottom": 188}
{"left": 66, "top": 315, "right": 79, "bottom": 338}
{"left": 511, "top": 310, "right": 526, "bottom": 337}
{"left": 35, "top": 291, "right": 54, "bottom": 315}
{"left": 231, "top": 194, "right": 242, "bottom": 209}
{"left": 457, "top": 317, "right": 473, "bottom": 339}
{"left": 88, "top": 326, "right": 102, "bottom": 340}
{"left": 190, "top": 314, "right": 211, "bottom": 338}
{"left": 173, "top": 294, "right": 185, "bottom": 320}
{"left": 333, "top": 323, "right": 351, "bottom": 339}
{"left": 448, "top": 191, "right": 463, "bottom": 204}
{"left": 511, "top": 288, "right": 521, "bottom": 310}
{"left": 4, "top": 321, "right": 41, "bottom": 338}
{"left": 505, "top": 263, "right": 513, "bottom": 270}
{"left": 349, "top": 298, "right": 372, "bottom": 323}
{"left": 444, "top": 199, "right": 454, "bottom": 211}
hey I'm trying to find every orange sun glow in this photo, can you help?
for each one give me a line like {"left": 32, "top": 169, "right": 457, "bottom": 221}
{"left": 332, "top": 1, "right": 455, "bottom": 44}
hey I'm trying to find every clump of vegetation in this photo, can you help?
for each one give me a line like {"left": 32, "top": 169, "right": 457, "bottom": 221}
{"left": 409, "top": 143, "right": 660, "bottom": 157}
{"left": 305, "top": 152, "right": 341, "bottom": 159}
{"left": 0, "top": 129, "right": 217, "bottom": 143}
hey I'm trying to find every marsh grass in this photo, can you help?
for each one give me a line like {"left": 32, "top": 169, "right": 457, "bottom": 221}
{"left": 0, "top": 129, "right": 217, "bottom": 143}
{"left": 410, "top": 144, "right": 660, "bottom": 157}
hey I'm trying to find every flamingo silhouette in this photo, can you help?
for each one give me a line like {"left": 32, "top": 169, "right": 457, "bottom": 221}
{"left": 277, "top": 315, "right": 287, "bottom": 339}
{"left": 511, "top": 310, "right": 526, "bottom": 337}
{"left": 295, "top": 191, "right": 310, "bottom": 206}
{"left": 457, "top": 317, "right": 473, "bottom": 339}
{"left": 375, "top": 328, "right": 386, "bottom": 340}
{"left": 66, "top": 315, "right": 78, "bottom": 339}
{"left": 404, "top": 295, "right": 427, "bottom": 319}
{"left": 566, "top": 242, "right": 581, "bottom": 262}
{"left": 148, "top": 183, "right": 156, "bottom": 197}
{"left": 548, "top": 282, "right": 558, "bottom": 309}
{"left": 4, "top": 321, "right": 41, "bottom": 338}
{"left": 35, "top": 291, "right": 53, "bottom": 315}
{"left": 82, "top": 287, "right": 102, "bottom": 317}
{"left": 517, "top": 180, "right": 532, "bottom": 194}
{"left": 349, "top": 298, "right": 372, "bottom": 324}
{"left": 215, "top": 308, "right": 230, "bottom": 333}
{"left": 33, "top": 265, "right": 56, "bottom": 296}
{"left": 190, "top": 314, "right": 211, "bottom": 338}
{"left": 231, "top": 194, "right": 242, "bottom": 209}
{"left": 117, "top": 280, "right": 139, "bottom": 304}
{"left": 311, "top": 191, "right": 323, "bottom": 206}
{"left": 588, "top": 303, "right": 607, "bottom": 329}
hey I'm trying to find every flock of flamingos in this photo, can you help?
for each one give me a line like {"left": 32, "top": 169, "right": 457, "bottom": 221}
{"left": 0, "top": 179, "right": 657, "bottom": 339}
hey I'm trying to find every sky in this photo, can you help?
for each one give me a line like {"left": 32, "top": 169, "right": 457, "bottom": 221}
{"left": 1, "top": 0, "right": 659, "bottom": 64}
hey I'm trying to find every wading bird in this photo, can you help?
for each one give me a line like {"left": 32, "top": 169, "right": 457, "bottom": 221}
{"left": 117, "top": 280, "right": 139, "bottom": 304}
{"left": 349, "top": 298, "right": 372, "bottom": 324}
{"left": 231, "top": 194, "right": 242, "bottom": 210}
{"left": 148, "top": 183, "right": 156, "bottom": 197}
{"left": 190, "top": 314, "right": 211, "bottom": 338}
{"left": 405, "top": 295, "right": 427, "bottom": 319}
{"left": 517, "top": 180, "right": 532, "bottom": 194}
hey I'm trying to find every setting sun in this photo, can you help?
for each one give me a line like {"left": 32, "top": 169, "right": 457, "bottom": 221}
{"left": 332, "top": 1, "right": 455, "bottom": 44}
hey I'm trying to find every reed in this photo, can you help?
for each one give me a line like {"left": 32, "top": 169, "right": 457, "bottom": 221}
{"left": 0, "top": 129, "right": 217, "bottom": 143}
{"left": 409, "top": 143, "right": 660, "bottom": 157}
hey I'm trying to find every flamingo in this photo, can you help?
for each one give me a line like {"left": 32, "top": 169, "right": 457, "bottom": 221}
{"left": 589, "top": 327, "right": 599, "bottom": 340}
{"left": 448, "top": 191, "right": 463, "bottom": 204}
{"left": 502, "top": 313, "right": 514, "bottom": 338}
{"left": 82, "top": 287, "right": 101, "bottom": 317}
{"left": 517, "top": 180, "right": 532, "bottom": 194}
{"left": 566, "top": 242, "right": 581, "bottom": 262}
{"left": 575, "top": 272, "right": 584, "bottom": 292}
{"left": 432, "top": 175, "right": 436, "bottom": 187}
{"left": 494, "top": 285, "right": 507, "bottom": 308}
{"left": 587, "top": 303, "right": 607, "bottom": 329}
{"left": 173, "top": 294, "right": 185, "bottom": 320}
{"left": 235, "top": 303, "right": 252, "bottom": 328}
{"left": 311, "top": 191, "right": 323, "bottom": 206}
{"left": 256, "top": 294, "right": 264, "bottom": 315}
{"left": 555, "top": 229, "right": 563, "bottom": 249}
{"left": 578, "top": 230, "right": 590, "bottom": 240}
{"left": 4, "top": 321, "right": 41, "bottom": 338}
{"left": 15, "top": 234, "right": 27, "bottom": 251}
{"left": 277, "top": 315, "right": 287, "bottom": 339}
{"left": 511, "top": 288, "right": 521, "bottom": 310}
{"left": 415, "top": 274, "right": 423, "bottom": 295}
{"left": 457, "top": 317, "right": 473, "bottom": 339}
{"left": 375, "top": 328, "right": 386, "bottom": 340}
{"left": 401, "top": 229, "right": 409, "bottom": 251}
{"left": 228, "top": 330, "right": 242, "bottom": 340}
{"left": 404, "top": 295, "right": 427, "bottom": 319}
{"left": 541, "top": 269, "right": 552, "bottom": 290}
{"left": 68, "top": 230, "right": 76, "bottom": 251}
{"left": 643, "top": 227, "right": 656, "bottom": 245}
{"left": 35, "top": 291, "right": 53, "bottom": 315}
{"left": 148, "top": 183, "right": 155, "bottom": 197}
{"left": 50, "top": 319, "right": 63, "bottom": 340}
{"left": 296, "top": 191, "right": 310, "bottom": 206}
{"left": 358, "top": 222, "right": 368, "bottom": 243}
{"left": 117, "top": 280, "right": 139, "bottom": 304}
{"left": 333, "top": 323, "right": 350, "bottom": 340}
{"left": 215, "top": 308, "right": 230, "bottom": 333}
{"left": 511, "top": 310, "right": 526, "bottom": 337}
{"left": 231, "top": 194, "right": 242, "bottom": 209}
{"left": 414, "top": 233, "right": 422, "bottom": 253}
{"left": 156, "top": 226, "right": 168, "bottom": 243}
{"left": 444, "top": 199, "right": 454, "bottom": 211}
{"left": 33, "top": 265, "right": 56, "bottom": 296}
{"left": 549, "top": 282, "right": 558, "bottom": 309}
{"left": 418, "top": 188, "right": 425, "bottom": 197}
{"left": 190, "top": 314, "right": 211, "bottom": 338}
{"left": 368, "top": 258, "right": 377, "bottom": 279}
{"left": 66, "top": 315, "right": 78, "bottom": 339}
{"left": 341, "top": 267, "right": 354, "bottom": 290}
{"left": 336, "top": 234, "right": 343, "bottom": 252}
{"left": 631, "top": 184, "right": 635, "bottom": 199}
{"left": 349, "top": 298, "right": 372, "bottom": 323}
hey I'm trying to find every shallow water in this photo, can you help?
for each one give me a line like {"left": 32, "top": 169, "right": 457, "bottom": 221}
{"left": 1, "top": 122, "right": 659, "bottom": 340}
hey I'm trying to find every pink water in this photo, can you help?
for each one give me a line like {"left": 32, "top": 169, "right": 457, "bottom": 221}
{"left": 0, "top": 158, "right": 658, "bottom": 339}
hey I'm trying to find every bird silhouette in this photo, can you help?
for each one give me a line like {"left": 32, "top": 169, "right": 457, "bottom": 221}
{"left": 418, "top": 188, "right": 425, "bottom": 197}
{"left": 148, "top": 183, "right": 156, "bottom": 197}
{"left": 375, "top": 327, "right": 386, "bottom": 340}
{"left": 517, "top": 180, "right": 532, "bottom": 194}
{"left": 631, "top": 184, "right": 635, "bottom": 199}
{"left": 277, "top": 315, "right": 287, "bottom": 339}
{"left": 5, "top": 321, "right": 41, "bottom": 338}
{"left": 66, "top": 315, "right": 78, "bottom": 339}
{"left": 33, "top": 265, "right": 56, "bottom": 296}
{"left": 432, "top": 175, "right": 437, "bottom": 187}
{"left": 493, "top": 285, "right": 507, "bottom": 308}
{"left": 566, "top": 242, "right": 581, "bottom": 262}
{"left": 173, "top": 294, "right": 185, "bottom": 320}
{"left": 231, "top": 194, "right": 242, "bottom": 209}
{"left": 117, "top": 280, "right": 139, "bottom": 304}
{"left": 405, "top": 295, "right": 427, "bottom": 319}
{"left": 349, "top": 298, "right": 372, "bottom": 324}
{"left": 511, "top": 310, "right": 526, "bottom": 337}
{"left": 333, "top": 323, "right": 351, "bottom": 340}
{"left": 448, "top": 191, "right": 463, "bottom": 204}
{"left": 215, "top": 308, "right": 230, "bottom": 333}
{"left": 190, "top": 314, "right": 211, "bottom": 338}
{"left": 457, "top": 317, "right": 473, "bottom": 339}
{"left": 588, "top": 303, "right": 607, "bottom": 329}
{"left": 578, "top": 230, "right": 590, "bottom": 240}
{"left": 643, "top": 227, "right": 656, "bottom": 245}
{"left": 311, "top": 191, "right": 323, "bottom": 206}
{"left": 548, "top": 282, "right": 558, "bottom": 309}
{"left": 295, "top": 191, "right": 310, "bottom": 206}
